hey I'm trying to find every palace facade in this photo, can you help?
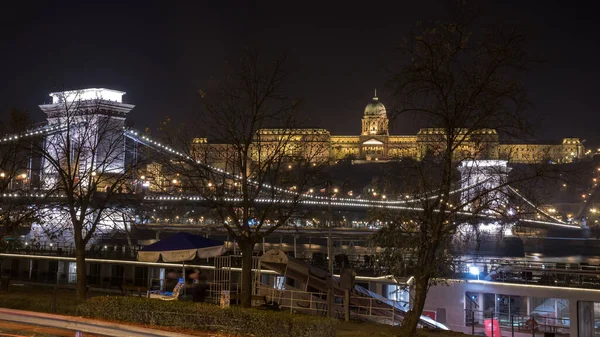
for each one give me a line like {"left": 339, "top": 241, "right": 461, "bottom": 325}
{"left": 193, "top": 94, "right": 585, "bottom": 165}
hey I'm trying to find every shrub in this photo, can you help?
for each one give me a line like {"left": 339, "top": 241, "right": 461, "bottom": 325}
{"left": 76, "top": 296, "right": 337, "bottom": 337}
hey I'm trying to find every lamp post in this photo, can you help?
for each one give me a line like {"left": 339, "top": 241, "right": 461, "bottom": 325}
{"left": 469, "top": 266, "right": 480, "bottom": 281}
{"left": 327, "top": 180, "right": 334, "bottom": 318}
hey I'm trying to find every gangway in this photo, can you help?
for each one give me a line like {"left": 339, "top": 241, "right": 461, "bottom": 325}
{"left": 258, "top": 249, "right": 449, "bottom": 330}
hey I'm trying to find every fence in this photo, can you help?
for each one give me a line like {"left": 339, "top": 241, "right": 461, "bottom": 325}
{"left": 465, "top": 309, "right": 570, "bottom": 336}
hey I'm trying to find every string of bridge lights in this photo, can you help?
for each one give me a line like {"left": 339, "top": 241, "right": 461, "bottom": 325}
{"left": 139, "top": 195, "right": 576, "bottom": 227}
{"left": 0, "top": 124, "right": 67, "bottom": 144}
{"left": 507, "top": 186, "right": 567, "bottom": 225}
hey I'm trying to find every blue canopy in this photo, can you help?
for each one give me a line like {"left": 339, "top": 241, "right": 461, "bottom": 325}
{"left": 137, "top": 232, "right": 225, "bottom": 262}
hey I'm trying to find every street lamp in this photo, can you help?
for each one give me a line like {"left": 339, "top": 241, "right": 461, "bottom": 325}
{"left": 326, "top": 180, "right": 334, "bottom": 318}
{"left": 469, "top": 266, "right": 480, "bottom": 281}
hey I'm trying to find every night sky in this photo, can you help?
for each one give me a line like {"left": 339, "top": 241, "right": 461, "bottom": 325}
{"left": 1, "top": 1, "right": 599, "bottom": 146}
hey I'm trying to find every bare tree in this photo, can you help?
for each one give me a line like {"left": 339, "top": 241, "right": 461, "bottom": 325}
{"left": 372, "top": 19, "right": 545, "bottom": 335}
{"left": 0, "top": 109, "right": 40, "bottom": 241}
{"left": 161, "top": 51, "right": 328, "bottom": 307}
{"left": 34, "top": 89, "right": 137, "bottom": 300}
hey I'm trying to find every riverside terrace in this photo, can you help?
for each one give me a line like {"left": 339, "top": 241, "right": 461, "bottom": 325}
{"left": 2, "top": 240, "right": 600, "bottom": 335}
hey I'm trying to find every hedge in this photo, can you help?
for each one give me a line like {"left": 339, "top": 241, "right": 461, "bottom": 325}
{"left": 76, "top": 296, "right": 337, "bottom": 337}
{"left": 0, "top": 289, "right": 80, "bottom": 314}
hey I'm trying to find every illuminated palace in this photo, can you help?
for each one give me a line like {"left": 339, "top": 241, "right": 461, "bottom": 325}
{"left": 193, "top": 93, "right": 585, "bottom": 165}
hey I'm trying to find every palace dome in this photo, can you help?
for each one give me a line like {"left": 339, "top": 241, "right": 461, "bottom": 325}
{"left": 364, "top": 96, "right": 386, "bottom": 117}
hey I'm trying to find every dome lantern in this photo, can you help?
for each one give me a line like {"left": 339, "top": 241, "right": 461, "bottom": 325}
{"left": 364, "top": 90, "right": 386, "bottom": 117}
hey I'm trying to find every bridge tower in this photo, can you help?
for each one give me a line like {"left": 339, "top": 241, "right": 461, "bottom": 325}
{"left": 38, "top": 88, "right": 135, "bottom": 186}
{"left": 457, "top": 160, "right": 511, "bottom": 212}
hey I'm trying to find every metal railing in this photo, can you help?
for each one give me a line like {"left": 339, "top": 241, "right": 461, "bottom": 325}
{"left": 465, "top": 309, "right": 570, "bottom": 336}
{"left": 255, "top": 284, "right": 408, "bottom": 325}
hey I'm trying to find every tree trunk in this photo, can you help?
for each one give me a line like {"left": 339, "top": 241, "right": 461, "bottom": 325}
{"left": 239, "top": 240, "right": 255, "bottom": 308}
{"left": 400, "top": 275, "right": 429, "bottom": 337}
{"left": 74, "top": 241, "right": 87, "bottom": 301}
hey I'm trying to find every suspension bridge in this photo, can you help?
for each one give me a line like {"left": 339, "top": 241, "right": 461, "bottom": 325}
{"left": 0, "top": 88, "right": 581, "bottom": 237}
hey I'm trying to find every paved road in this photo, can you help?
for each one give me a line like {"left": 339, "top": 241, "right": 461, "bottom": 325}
{"left": 0, "top": 320, "right": 104, "bottom": 336}
{"left": 0, "top": 309, "right": 196, "bottom": 337}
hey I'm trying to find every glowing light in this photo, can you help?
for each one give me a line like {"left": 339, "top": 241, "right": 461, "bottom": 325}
{"left": 91, "top": 171, "right": 97, "bottom": 177}
{"left": 207, "top": 182, "right": 213, "bottom": 187}
{"left": 20, "top": 173, "right": 27, "bottom": 179}
{"left": 49, "top": 88, "right": 125, "bottom": 104}
{"left": 469, "top": 266, "right": 480, "bottom": 276}
{"left": 460, "top": 160, "right": 508, "bottom": 168}
{"left": 0, "top": 173, "right": 4, "bottom": 178}
{"left": 172, "top": 179, "right": 178, "bottom": 184}
{"left": 140, "top": 175, "right": 145, "bottom": 180}
{"left": 333, "top": 188, "right": 339, "bottom": 193}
